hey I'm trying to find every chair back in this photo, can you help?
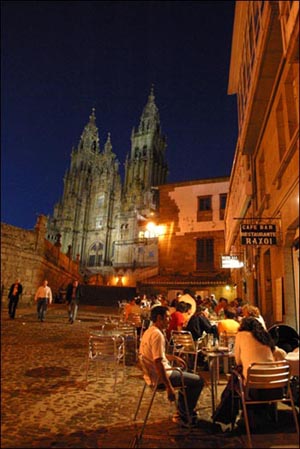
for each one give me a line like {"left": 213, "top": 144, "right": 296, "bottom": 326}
{"left": 128, "top": 313, "right": 143, "bottom": 327}
{"left": 171, "top": 330, "right": 197, "bottom": 352}
{"left": 245, "top": 361, "right": 291, "bottom": 394}
{"left": 233, "top": 360, "right": 299, "bottom": 448}
{"left": 116, "top": 323, "right": 137, "bottom": 337}
{"left": 88, "top": 334, "right": 124, "bottom": 363}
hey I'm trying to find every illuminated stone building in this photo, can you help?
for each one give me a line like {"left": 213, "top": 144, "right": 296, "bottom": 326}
{"left": 139, "top": 178, "right": 232, "bottom": 301}
{"left": 46, "top": 87, "right": 231, "bottom": 297}
{"left": 46, "top": 88, "right": 168, "bottom": 285}
{"left": 225, "top": 1, "right": 299, "bottom": 329}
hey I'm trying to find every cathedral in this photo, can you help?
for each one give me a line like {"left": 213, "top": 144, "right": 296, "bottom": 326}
{"left": 46, "top": 88, "right": 168, "bottom": 279}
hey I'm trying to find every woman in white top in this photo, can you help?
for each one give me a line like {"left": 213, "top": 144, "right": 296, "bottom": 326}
{"left": 234, "top": 317, "right": 275, "bottom": 380}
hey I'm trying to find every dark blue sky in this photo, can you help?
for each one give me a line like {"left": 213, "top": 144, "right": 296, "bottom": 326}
{"left": 1, "top": 0, "right": 237, "bottom": 230}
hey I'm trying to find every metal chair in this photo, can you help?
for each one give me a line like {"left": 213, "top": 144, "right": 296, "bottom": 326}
{"left": 132, "top": 354, "right": 190, "bottom": 447}
{"left": 171, "top": 330, "right": 205, "bottom": 373}
{"left": 85, "top": 334, "right": 125, "bottom": 391}
{"left": 116, "top": 323, "right": 138, "bottom": 365}
{"left": 232, "top": 361, "right": 299, "bottom": 448}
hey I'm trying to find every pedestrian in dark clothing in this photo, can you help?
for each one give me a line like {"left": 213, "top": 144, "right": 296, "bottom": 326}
{"left": 8, "top": 278, "right": 23, "bottom": 319}
{"left": 66, "top": 280, "right": 82, "bottom": 324}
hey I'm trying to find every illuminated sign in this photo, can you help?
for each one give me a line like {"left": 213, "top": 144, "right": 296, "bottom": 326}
{"left": 221, "top": 255, "right": 244, "bottom": 269}
{"left": 240, "top": 224, "right": 277, "bottom": 245}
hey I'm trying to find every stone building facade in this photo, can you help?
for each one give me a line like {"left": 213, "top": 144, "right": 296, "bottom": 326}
{"left": 139, "top": 177, "right": 233, "bottom": 301}
{"left": 225, "top": 1, "right": 299, "bottom": 330}
{"left": 46, "top": 87, "right": 168, "bottom": 285}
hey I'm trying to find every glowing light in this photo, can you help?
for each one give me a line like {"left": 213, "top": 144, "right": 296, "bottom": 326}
{"left": 144, "top": 222, "right": 165, "bottom": 238}
{"left": 115, "top": 276, "right": 124, "bottom": 286}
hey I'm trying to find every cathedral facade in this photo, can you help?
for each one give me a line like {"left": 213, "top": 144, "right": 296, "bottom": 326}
{"left": 46, "top": 88, "right": 168, "bottom": 279}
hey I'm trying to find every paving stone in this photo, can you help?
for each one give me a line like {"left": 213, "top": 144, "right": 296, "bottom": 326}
{"left": 1, "top": 304, "right": 299, "bottom": 449}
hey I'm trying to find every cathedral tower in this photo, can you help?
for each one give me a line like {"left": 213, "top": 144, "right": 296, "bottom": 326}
{"left": 47, "top": 109, "right": 121, "bottom": 271}
{"left": 47, "top": 88, "right": 167, "bottom": 278}
{"left": 123, "top": 86, "right": 168, "bottom": 216}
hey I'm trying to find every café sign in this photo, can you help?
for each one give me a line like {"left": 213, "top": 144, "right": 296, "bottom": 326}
{"left": 221, "top": 255, "right": 244, "bottom": 268}
{"left": 240, "top": 223, "right": 277, "bottom": 245}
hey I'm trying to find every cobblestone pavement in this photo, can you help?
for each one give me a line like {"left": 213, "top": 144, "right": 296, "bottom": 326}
{"left": 1, "top": 303, "right": 299, "bottom": 449}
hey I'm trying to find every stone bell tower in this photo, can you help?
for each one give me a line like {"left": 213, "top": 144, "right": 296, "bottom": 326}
{"left": 47, "top": 109, "right": 121, "bottom": 269}
{"left": 123, "top": 86, "right": 168, "bottom": 216}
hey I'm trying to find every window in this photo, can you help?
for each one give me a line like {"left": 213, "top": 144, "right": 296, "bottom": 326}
{"left": 196, "top": 239, "right": 214, "bottom": 271}
{"left": 197, "top": 196, "right": 212, "bottom": 221}
{"left": 198, "top": 196, "right": 211, "bottom": 211}
{"left": 219, "top": 193, "right": 227, "bottom": 220}
{"left": 97, "top": 195, "right": 104, "bottom": 208}
{"left": 276, "top": 97, "right": 286, "bottom": 161}
{"left": 88, "top": 242, "right": 104, "bottom": 267}
{"left": 257, "top": 154, "right": 266, "bottom": 204}
{"left": 285, "top": 65, "right": 298, "bottom": 140}
{"left": 236, "top": 1, "right": 265, "bottom": 130}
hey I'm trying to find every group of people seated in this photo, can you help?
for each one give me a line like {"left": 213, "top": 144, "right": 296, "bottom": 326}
{"left": 122, "top": 291, "right": 272, "bottom": 346}
{"left": 135, "top": 291, "right": 299, "bottom": 429}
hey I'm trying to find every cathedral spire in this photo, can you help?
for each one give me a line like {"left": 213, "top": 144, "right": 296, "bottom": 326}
{"left": 104, "top": 132, "right": 112, "bottom": 153}
{"left": 138, "top": 85, "right": 160, "bottom": 133}
{"left": 78, "top": 108, "right": 100, "bottom": 153}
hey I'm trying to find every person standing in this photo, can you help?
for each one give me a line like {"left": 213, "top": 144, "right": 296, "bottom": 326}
{"left": 8, "top": 278, "right": 23, "bottom": 319}
{"left": 66, "top": 279, "right": 82, "bottom": 324}
{"left": 34, "top": 279, "right": 53, "bottom": 322}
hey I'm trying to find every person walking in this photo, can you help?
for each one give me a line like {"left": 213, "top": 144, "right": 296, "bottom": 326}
{"left": 34, "top": 279, "right": 53, "bottom": 322}
{"left": 66, "top": 279, "right": 82, "bottom": 324}
{"left": 8, "top": 278, "right": 23, "bottom": 319}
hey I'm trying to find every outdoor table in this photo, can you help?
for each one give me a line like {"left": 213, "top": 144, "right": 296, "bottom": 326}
{"left": 201, "top": 347, "right": 234, "bottom": 414}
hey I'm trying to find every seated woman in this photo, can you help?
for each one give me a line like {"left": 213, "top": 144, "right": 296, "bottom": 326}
{"left": 213, "top": 316, "right": 284, "bottom": 427}
{"left": 235, "top": 317, "right": 286, "bottom": 424}
{"left": 242, "top": 304, "right": 267, "bottom": 329}
{"left": 235, "top": 317, "right": 275, "bottom": 380}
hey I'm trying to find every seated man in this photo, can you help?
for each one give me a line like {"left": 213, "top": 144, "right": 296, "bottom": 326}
{"left": 198, "top": 306, "right": 218, "bottom": 340}
{"left": 218, "top": 307, "right": 240, "bottom": 335}
{"left": 139, "top": 306, "right": 204, "bottom": 427}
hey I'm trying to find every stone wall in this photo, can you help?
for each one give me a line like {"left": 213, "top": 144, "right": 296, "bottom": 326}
{"left": 158, "top": 179, "right": 229, "bottom": 275}
{"left": 1, "top": 216, "right": 82, "bottom": 306}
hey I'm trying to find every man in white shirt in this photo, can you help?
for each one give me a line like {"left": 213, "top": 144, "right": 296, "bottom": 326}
{"left": 139, "top": 306, "right": 204, "bottom": 427}
{"left": 34, "top": 279, "right": 52, "bottom": 322}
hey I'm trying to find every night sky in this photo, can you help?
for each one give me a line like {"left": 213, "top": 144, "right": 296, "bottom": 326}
{"left": 1, "top": 0, "right": 238, "bottom": 230}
